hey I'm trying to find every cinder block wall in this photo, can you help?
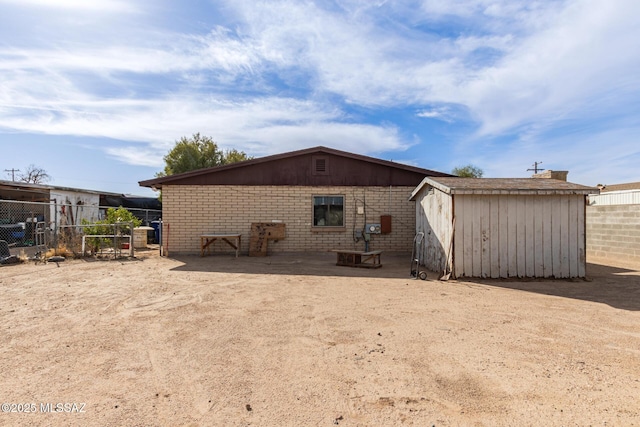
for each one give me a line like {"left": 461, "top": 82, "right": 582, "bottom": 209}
{"left": 586, "top": 204, "right": 640, "bottom": 264}
{"left": 161, "top": 185, "right": 416, "bottom": 255}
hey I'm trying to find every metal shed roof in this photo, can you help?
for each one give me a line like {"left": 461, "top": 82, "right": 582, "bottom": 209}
{"left": 0, "top": 179, "right": 128, "bottom": 200}
{"left": 410, "top": 177, "right": 599, "bottom": 199}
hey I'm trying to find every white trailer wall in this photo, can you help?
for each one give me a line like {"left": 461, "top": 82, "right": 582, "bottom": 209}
{"left": 49, "top": 189, "right": 100, "bottom": 229}
{"left": 588, "top": 190, "right": 640, "bottom": 206}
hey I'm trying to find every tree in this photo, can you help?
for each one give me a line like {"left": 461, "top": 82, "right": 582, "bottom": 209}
{"left": 157, "top": 133, "right": 252, "bottom": 177}
{"left": 18, "top": 165, "right": 51, "bottom": 184}
{"left": 452, "top": 164, "right": 484, "bottom": 178}
{"left": 222, "top": 148, "right": 252, "bottom": 164}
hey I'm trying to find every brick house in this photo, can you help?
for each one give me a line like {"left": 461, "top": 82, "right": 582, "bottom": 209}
{"left": 139, "top": 146, "right": 450, "bottom": 255}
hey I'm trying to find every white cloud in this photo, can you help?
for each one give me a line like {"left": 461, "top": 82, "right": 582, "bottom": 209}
{"left": 222, "top": 0, "right": 640, "bottom": 140}
{"left": 461, "top": 0, "right": 640, "bottom": 137}
{"left": 240, "top": 122, "right": 408, "bottom": 157}
{"left": 210, "top": 1, "right": 521, "bottom": 107}
{"left": 416, "top": 106, "right": 455, "bottom": 123}
{"left": 473, "top": 124, "right": 640, "bottom": 186}
{"left": 0, "top": 0, "right": 639, "bottom": 184}
{"left": 0, "top": 88, "right": 407, "bottom": 167}
{"left": 0, "top": 29, "right": 260, "bottom": 77}
{"left": 0, "top": 0, "right": 137, "bottom": 13}
{"left": 104, "top": 146, "right": 165, "bottom": 167}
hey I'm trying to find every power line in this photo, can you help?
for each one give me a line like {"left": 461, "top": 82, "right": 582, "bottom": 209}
{"left": 4, "top": 168, "right": 20, "bottom": 181}
{"left": 527, "top": 162, "right": 545, "bottom": 174}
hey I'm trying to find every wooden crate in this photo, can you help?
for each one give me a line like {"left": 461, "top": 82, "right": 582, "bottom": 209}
{"left": 249, "top": 223, "right": 286, "bottom": 256}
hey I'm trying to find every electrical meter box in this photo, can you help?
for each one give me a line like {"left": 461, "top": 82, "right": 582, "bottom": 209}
{"left": 365, "top": 223, "right": 382, "bottom": 234}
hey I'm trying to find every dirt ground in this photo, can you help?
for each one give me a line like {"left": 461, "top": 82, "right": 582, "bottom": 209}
{"left": 1, "top": 248, "right": 639, "bottom": 427}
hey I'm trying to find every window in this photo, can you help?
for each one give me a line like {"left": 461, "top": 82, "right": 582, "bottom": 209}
{"left": 313, "top": 195, "right": 344, "bottom": 227}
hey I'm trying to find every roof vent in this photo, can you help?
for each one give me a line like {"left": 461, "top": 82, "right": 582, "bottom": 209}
{"left": 313, "top": 156, "right": 328, "bottom": 175}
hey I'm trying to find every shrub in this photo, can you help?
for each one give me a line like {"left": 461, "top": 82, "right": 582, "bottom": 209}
{"left": 82, "top": 207, "right": 142, "bottom": 254}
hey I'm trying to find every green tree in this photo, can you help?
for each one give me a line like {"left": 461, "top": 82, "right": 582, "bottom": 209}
{"left": 223, "top": 148, "right": 252, "bottom": 164}
{"left": 452, "top": 164, "right": 484, "bottom": 178}
{"left": 157, "top": 133, "right": 252, "bottom": 177}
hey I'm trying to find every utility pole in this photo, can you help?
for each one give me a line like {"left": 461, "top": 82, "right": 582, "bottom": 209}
{"left": 527, "top": 162, "right": 545, "bottom": 174}
{"left": 4, "top": 168, "right": 20, "bottom": 181}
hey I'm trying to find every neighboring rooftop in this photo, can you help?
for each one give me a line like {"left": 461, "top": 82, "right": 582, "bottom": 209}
{"left": 0, "top": 179, "right": 118, "bottom": 196}
{"left": 598, "top": 182, "right": 640, "bottom": 193}
{"left": 0, "top": 179, "right": 157, "bottom": 205}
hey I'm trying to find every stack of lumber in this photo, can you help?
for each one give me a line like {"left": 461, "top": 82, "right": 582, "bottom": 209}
{"left": 249, "top": 223, "right": 286, "bottom": 256}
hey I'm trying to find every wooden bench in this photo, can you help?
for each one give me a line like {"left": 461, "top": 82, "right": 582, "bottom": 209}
{"left": 332, "top": 249, "right": 382, "bottom": 268}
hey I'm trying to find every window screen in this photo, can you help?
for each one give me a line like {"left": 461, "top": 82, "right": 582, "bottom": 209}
{"left": 313, "top": 196, "right": 344, "bottom": 227}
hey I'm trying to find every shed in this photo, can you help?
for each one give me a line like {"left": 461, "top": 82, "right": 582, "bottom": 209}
{"left": 139, "top": 146, "right": 451, "bottom": 255}
{"left": 410, "top": 177, "right": 599, "bottom": 279}
{"left": 0, "top": 180, "right": 102, "bottom": 232}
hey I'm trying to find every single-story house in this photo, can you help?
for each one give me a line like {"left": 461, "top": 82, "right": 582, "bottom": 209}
{"left": 410, "top": 176, "right": 599, "bottom": 279}
{"left": 139, "top": 146, "right": 452, "bottom": 255}
{"left": 587, "top": 181, "right": 640, "bottom": 265}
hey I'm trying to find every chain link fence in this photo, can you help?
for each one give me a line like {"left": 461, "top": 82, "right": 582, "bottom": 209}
{"left": 0, "top": 199, "right": 161, "bottom": 258}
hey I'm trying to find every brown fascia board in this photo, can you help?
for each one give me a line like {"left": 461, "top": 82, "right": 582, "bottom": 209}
{"left": 139, "top": 145, "right": 452, "bottom": 188}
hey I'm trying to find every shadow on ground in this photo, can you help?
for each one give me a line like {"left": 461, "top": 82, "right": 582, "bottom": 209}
{"left": 11, "top": 246, "right": 634, "bottom": 312}
{"left": 461, "top": 263, "right": 640, "bottom": 311}
{"left": 167, "top": 251, "right": 640, "bottom": 311}
{"left": 169, "top": 251, "right": 419, "bottom": 280}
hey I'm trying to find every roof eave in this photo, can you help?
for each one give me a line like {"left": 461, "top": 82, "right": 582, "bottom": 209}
{"left": 410, "top": 177, "right": 454, "bottom": 200}
{"left": 449, "top": 189, "right": 599, "bottom": 196}
{"left": 140, "top": 146, "right": 452, "bottom": 188}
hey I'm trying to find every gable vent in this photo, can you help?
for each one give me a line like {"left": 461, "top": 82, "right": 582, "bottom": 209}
{"left": 313, "top": 156, "right": 328, "bottom": 175}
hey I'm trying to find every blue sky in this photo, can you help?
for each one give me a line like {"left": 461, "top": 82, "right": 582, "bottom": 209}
{"left": 1, "top": 0, "right": 639, "bottom": 197}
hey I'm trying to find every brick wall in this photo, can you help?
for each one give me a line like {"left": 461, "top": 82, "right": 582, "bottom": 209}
{"left": 161, "top": 185, "right": 416, "bottom": 255}
{"left": 586, "top": 204, "right": 640, "bottom": 264}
